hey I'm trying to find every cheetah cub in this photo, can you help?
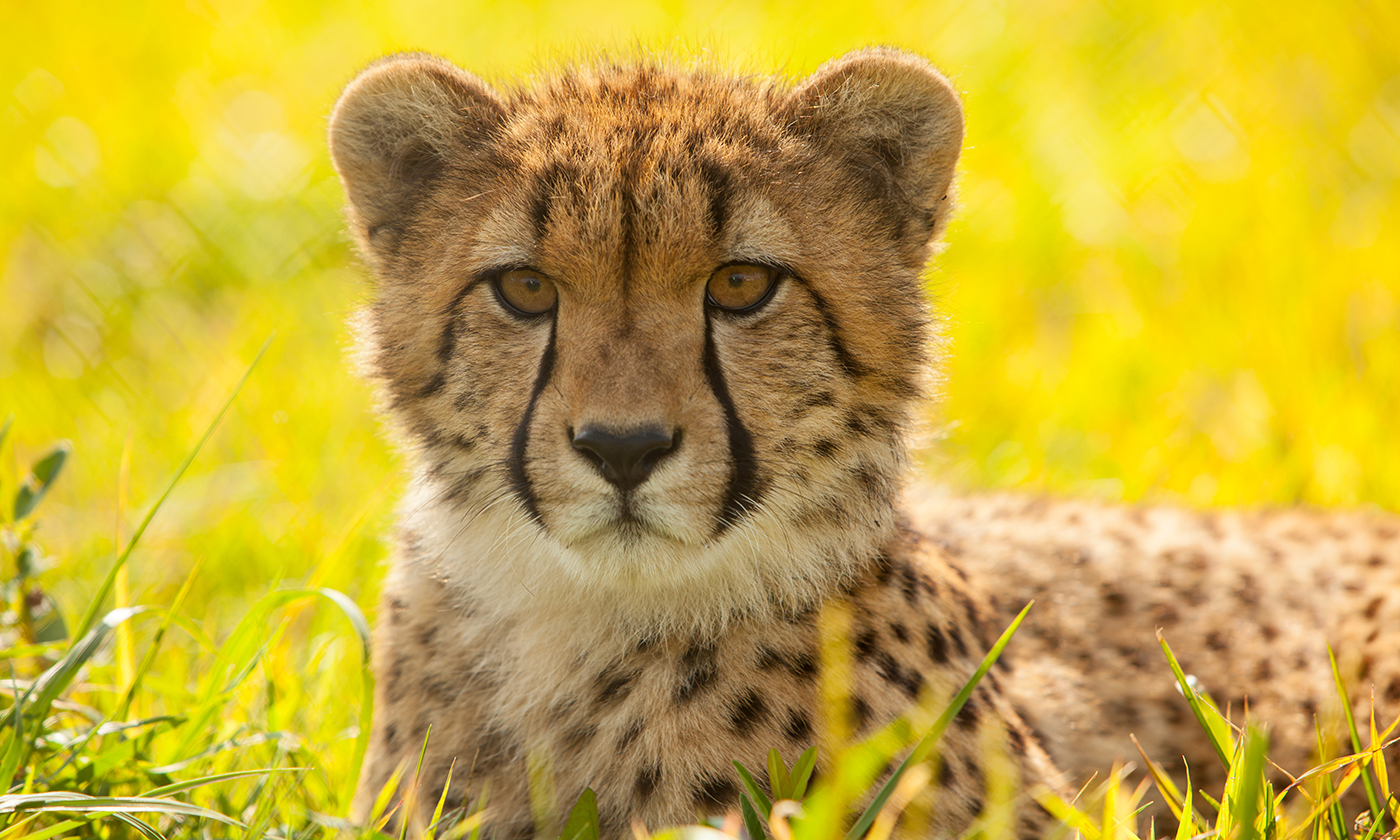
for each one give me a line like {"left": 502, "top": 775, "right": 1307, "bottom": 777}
{"left": 329, "top": 49, "right": 1400, "bottom": 837}
{"left": 329, "top": 49, "right": 1054, "bottom": 835}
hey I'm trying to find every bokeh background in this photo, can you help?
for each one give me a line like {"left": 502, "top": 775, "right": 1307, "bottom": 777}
{"left": 2, "top": 0, "right": 1398, "bottom": 814}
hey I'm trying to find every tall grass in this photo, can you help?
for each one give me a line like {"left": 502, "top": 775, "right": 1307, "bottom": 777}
{"left": 2, "top": 0, "right": 1397, "bottom": 837}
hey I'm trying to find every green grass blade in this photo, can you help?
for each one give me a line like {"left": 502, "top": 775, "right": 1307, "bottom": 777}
{"left": 0, "top": 674, "right": 29, "bottom": 796}
{"left": 1157, "top": 632, "right": 1232, "bottom": 770}
{"left": 116, "top": 561, "right": 201, "bottom": 721}
{"left": 1173, "top": 768, "right": 1196, "bottom": 840}
{"left": 145, "top": 731, "right": 284, "bottom": 775}
{"left": 790, "top": 746, "right": 818, "bottom": 801}
{"left": 0, "top": 793, "right": 248, "bottom": 828}
{"left": 1328, "top": 644, "right": 1384, "bottom": 827}
{"left": 769, "top": 749, "right": 790, "bottom": 802}
{"left": 558, "top": 788, "right": 600, "bottom": 840}
{"left": 734, "top": 760, "right": 773, "bottom": 815}
{"left": 1131, "top": 734, "right": 1187, "bottom": 821}
{"left": 143, "top": 768, "right": 301, "bottom": 799}
{"left": 71, "top": 336, "right": 271, "bottom": 642}
{"left": 400, "top": 727, "right": 435, "bottom": 840}
{"left": 0, "top": 816, "right": 85, "bottom": 840}
{"left": 0, "top": 643, "right": 67, "bottom": 662}
{"left": 740, "top": 794, "right": 768, "bottom": 840}
{"left": 27, "top": 607, "right": 151, "bottom": 724}
{"left": 1230, "top": 727, "right": 1269, "bottom": 840}
{"left": 312, "top": 586, "right": 375, "bottom": 802}
{"left": 12, "top": 441, "right": 70, "bottom": 522}
{"left": 108, "top": 811, "right": 166, "bottom": 840}
{"left": 845, "top": 600, "right": 1032, "bottom": 840}
{"left": 175, "top": 586, "right": 364, "bottom": 761}
{"left": 425, "top": 759, "right": 456, "bottom": 840}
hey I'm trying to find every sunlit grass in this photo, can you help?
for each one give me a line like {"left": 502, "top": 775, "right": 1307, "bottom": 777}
{"left": 2, "top": 0, "right": 1398, "bottom": 837}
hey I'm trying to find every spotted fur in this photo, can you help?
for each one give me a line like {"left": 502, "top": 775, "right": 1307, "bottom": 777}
{"left": 328, "top": 48, "right": 1400, "bottom": 838}
{"left": 329, "top": 49, "right": 1059, "bottom": 836}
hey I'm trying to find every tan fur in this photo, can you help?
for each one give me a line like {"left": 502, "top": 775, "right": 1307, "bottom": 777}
{"left": 908, "top": 487, "right": 1400, "bottom": 799}
{"left": 328, "top": 50, "right": 1400, "bottom": 838}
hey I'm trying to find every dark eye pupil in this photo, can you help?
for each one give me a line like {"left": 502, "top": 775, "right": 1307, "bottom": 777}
{"left": 728, "top": 274, "right": 744, "bottom": 288}
{"left": 526, "top": 278, "right": 540, "bottom": 293}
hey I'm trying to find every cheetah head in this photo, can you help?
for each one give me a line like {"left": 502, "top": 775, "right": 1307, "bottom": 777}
{"left": 329, "top": 49, "right": 963, "bottom": 634}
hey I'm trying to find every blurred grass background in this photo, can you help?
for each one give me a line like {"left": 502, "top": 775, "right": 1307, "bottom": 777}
{"left": 1, "top": 0, "right": 1398, "bottom": 815}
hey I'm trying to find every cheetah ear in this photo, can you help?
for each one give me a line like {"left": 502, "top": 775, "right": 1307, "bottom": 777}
{"left": 784, "top": 49, "right": 965, "bottom": 244}
{"left": 329, "top": 53, "right": 507, "bottom": 259}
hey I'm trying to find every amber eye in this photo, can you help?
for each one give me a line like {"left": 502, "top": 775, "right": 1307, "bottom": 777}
{"left": 495, "top": 269, "right": 558, "bottom": 316}
{"left": 706, "top": 264, "right": 777, "bottom": 312}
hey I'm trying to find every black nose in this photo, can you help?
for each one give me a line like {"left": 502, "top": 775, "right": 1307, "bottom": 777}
{"left": 571, "top": 426, "right": 677, "bottom": 492}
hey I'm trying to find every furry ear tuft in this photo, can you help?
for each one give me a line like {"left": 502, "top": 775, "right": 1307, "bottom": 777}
{"left": 329, "top": 53, "right": 506, "bottom": 257}
{"left": 785, "top": 49, "right": 965, "bottom": 244}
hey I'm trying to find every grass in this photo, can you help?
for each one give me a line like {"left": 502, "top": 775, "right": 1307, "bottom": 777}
{"left": 2, "top": 0, "right": 1398, "bottom": 837}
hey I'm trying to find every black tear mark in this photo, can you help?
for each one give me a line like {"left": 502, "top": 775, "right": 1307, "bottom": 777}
{"left": 506, "top": 321, "right": 557, "bottom": 523}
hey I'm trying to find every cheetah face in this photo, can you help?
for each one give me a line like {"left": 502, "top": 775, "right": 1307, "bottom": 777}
{"left": 330, "top": 51, "right": 964, "bottom": 626}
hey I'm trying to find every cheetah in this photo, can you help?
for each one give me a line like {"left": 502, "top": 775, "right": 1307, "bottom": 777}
{"left": 327, "top": 49, "right": 1400, "bottom": 837}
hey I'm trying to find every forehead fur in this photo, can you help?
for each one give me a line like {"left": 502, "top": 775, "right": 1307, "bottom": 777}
{"left": 329, "top": 50, "right": 964, "bottom": 276}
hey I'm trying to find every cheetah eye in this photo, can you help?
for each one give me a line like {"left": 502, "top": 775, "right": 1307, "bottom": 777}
{"left": 706, "top": 264, "right": 777, "bottom": 312}
{"left": 494, "top": 268, "right": 558, "bottom": 317}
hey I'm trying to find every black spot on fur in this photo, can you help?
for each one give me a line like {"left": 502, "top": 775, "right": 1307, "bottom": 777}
{"left": 872, "top": 552, "right": 896, "bottom": 585}
{"left": 873, "top": 651, "right": 924, "bottom": 700}
{"left": 730, "top": 690, "right": 768, "bottom": 737}
{"left": 384, "top": 723, "right": 400, "bottom": 753}
{"left": 926, "top": 623, "right": 949, "bottom": 664}
{"left": 698, "top": 159, "right": 733, "bottom": 236}
{"left": 415, "top": 372, "right": 446, "bottom": 398}
{"left": 436, "top": 279, "right": 478, "bottom": 363}
{"left": 693, "top": 772, "right": 739, "bottom": 808}
{"left": 387, "top": 597, "right": 407, "bottom": 624}
{"left": 563, "top": 722, "right": 597, "bottom": 752}
{"left": 1100, "top": 583, "right": 1129, "bottom": 617}
{"left": 415, "top": 624, "right": 438, "bottom": 647}
{"left": 785, "top": 708, "right": 813, "bottom": 742}
{"left": 675, "top": 643, "right": 719, "bottom": 703}
{"left": 787, "top": 651, "right": 818, "bottom": 681}
{"left": 616, "top": 717, "right": 646, "bottom": 751}
{"left": 948, "top": 625, "right": 969, "bottom": 657}
{"left": 635, "top": 763, "right": 662, "bottom": 800}
{"left": 852, "top": 464, "right": 883, "bottom": 499}
{"left": 850, "top": 695, "right": 872, "bottom": 731}
{"left": 594, "top": 666, "right": 640, "bottom": 709}
{"left": 900, "top": 565, "right": 920, "bottom": 605}
{"left": 1008, "top": 726, "right": 1028, "bottom": 754}
{"left": 889, "top": 621, "right": 909, "bottom": 644}
{"left": 384, "top": 655, "right": 407, "bottom": 704}
{"left": 813, "top": 439, "right": 840, "bottom": 458}
{"left": 854, "top": 628, "right": 880, "bottom": 661}
{"left": 476, "top": 725, "right": 512, "bottom": 769}
{"left": 758, "top": 646, "right": 818, "bottom": 681}
{"left": 800, "top": 282, "right": 869, "bottom": 380}
{"left": 955, "top": 695, "right": 981, "bottom": 729}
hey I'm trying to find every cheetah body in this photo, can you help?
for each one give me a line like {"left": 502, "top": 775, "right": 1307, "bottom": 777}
{"left": 328, "top": 50, "right": 1400, "bottom": 837}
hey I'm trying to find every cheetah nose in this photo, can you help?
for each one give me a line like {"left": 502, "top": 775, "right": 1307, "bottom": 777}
{"left": 571, "top": 426, "right": 678, "bottom": 492}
